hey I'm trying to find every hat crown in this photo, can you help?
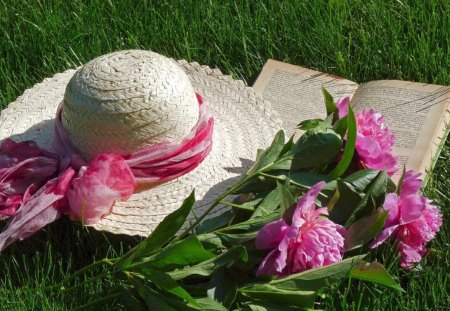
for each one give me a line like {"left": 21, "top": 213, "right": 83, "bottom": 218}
{"left": 62, "top": 50, "right": 199, "bottom": 160}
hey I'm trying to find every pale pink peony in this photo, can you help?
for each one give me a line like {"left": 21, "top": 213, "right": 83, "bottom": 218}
{"left": 337, "top": 98, "right": 398, "bottom": 176}
{"left": 255, "top": 182, "right": 345, "bottom": 276}
{"left": 371, "top": 171, "right": 442, "bottom": 269}
{"left": 67, "top": 154, "right": 136, "bottom": 225}
{"left": 336, "top": 97, "right": 350, "bottom": 119}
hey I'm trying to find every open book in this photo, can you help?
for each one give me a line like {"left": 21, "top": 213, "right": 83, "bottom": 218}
{"left": 253, "top": 60, "right": 450, "bottom": 183}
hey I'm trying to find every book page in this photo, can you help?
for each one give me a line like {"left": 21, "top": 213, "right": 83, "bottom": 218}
{"left": 253, "top": 60, "right": 358, "bottom": 137}
{"left": 351, "top": 81, "right": 450, "bottom": 182}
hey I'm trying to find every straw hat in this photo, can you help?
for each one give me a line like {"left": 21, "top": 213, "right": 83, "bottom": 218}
{"left": 0, "top": 50, "right": 282, "bottom": 236}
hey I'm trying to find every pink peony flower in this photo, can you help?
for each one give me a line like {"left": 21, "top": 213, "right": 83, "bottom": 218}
{"left": 371, "top": 171, "right": 442, "bottom": 269}
{"left": 255, "top": 181, "right": 345, "bottom": 276}
{"left": 336, "top": 97, "right": 350, "bottom": 119}
{"left": 337, "top": 98, "right": 398, "bottom": 176}
{"left": 67, "top": 154, "right": 136, "bottom": 225}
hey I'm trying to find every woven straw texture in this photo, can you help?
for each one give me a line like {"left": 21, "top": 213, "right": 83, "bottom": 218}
{"left": 63, "top": 51, "right": 201, "bottom": 160}
{"left": 0, "top": 55, "right": 282, "bottom": 236}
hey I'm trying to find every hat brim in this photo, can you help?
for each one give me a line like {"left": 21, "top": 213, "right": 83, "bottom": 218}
{"left": 0, "top": 59, "right": 282, "bottom": 236}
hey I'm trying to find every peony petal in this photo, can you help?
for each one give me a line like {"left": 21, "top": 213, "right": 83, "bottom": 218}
{"left": 370, "top": 225, "right": 399, "bottom": 248}
{"left": 398, "top": 242, "right": 423, "bottom": 269}
{"left": 255, "top": 219, "right": 289, "bottom": 250}
{"left": 422, "top": 204, "right": 442, "bottom": 234}
{"left": 256, "top": 248, "right": 283, "bottom": 276}
{"left": 356, "top": 135, "right": 382, "bottom": 158}
{"left": 67, "top": 154, "right": 136, "bottom": 225}
{"left": 255, "top": 183, "right": 345, "bottom": 276}
{"left": 382, "top": 152, "right": 399, "bottom": 176}
{"left": 275, "top": 234, "right": 290, "bottom": 273}
{"left": 292, "top": 181, "right": 325, "bottom": 226}
{"left": 336, "top": 97, "right": 350, "bottom": 119}
{"left": 400, "top": 170, "right": 422, "bottom": 197}
{"left": 400, "top": 195, "right": 427, "bottom": 224}
{"left": 383, "top": 193, "right": 400, "bottom": 227}
{"left": 353, "top": 108, "right": 397, "bottom": 175}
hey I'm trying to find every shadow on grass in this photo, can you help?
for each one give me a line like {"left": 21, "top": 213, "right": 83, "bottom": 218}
{"left": 0, "top": 218, "right": 141, "bottom": 287}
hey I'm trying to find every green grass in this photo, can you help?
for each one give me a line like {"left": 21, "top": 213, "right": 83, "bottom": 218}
{"left": 0, "top": 0, "right": 449, "bottom": 310}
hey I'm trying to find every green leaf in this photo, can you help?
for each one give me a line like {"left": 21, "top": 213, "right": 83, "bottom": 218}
{"left": 298, "top": 114, "right": 333, "bottom": 134}
{"left": 146, "top": 236, "right": 215, "bottom": 269}
{"left": 240, "top": 256, "right": 365, "bottom": 308}
{"left": 344, "top": 211, "right": 388, "bottom": 251}
{"left": 229, "top": 193, "right": 264, "bottom": 212}
{"left": 292, "top": 130, "right": 342, "bottom": 169}
{"left": 366, "top": 171, "right": 389, "bottom": 199}
{"left": 312, "top": 114, "right": 334, "bottom": 133}
{"left": 328, "top": 181, "right": 363, "bottom": 225}
{"left": 168, "top": 246, "right": 248, "bottom": 280}
{"left": 196, "top": 298, "right": 228, "bottom": 311}
{"left": 246, "top": 302, "right": 302, "bottom": 311}
{"left": 344, "top": 169, "right": 380, "bottom": 191}
{"left": 269, "top": 171, "right": 333, "bottom": 189}
{"left": 255, "top": 148, "right": 265, "bottom": 161}
{"left": 277, "top": 181, "right": 297, "bottom": 213}
{"left": 136, "top": 283, "right": 178, "bottom": 311}
{"left": 207, "top": 269, "right": 237, "bottom": 308}
{"left": 297, "top": 119, "right": 322, "bottom": 131}
{"left": 330, "top": 106, "right": 357, "bottom": 178}
{"left": 350, "top": 171, "right": 388, "bottom": 224}
{"left": 248, "top": 130, "right": 285, "bottom": 174}
{"left": 219, "top": 211, "right": 280, "bottom": 233}
{"left": 240, "top": 283, "right": 316, "bottom": 309}
{"left": 115, "top": 191, "right": 196, "bottom": 269}
{"left": 252, "top": 186, "right": 283, "bottom": 218}
{"left": 396, "top": 166, "right": 407, "bottom": 195}
{"left": 197, "top": 233, "right": 225, "bottom": 251}
{"left": 333, "top": 116, "right": 348, "bottom": 137}
{"left": 119, "top": 291, "right": 148, "bottom": 311}
{"left": 330, "top": 171, "right": 388, "bottom": 227}
{"left": 316, "top": 180, "right": 339, "bottom": 209}
{"left": 280, "top": 135, "right": 295, "bottom": 156}
{"left": 73, "top": 286, "right": 129, "bottom": 311}
{"left": 322, "top": 87, "right": 338, "bottom": 115}
{"left": 136, "top": 268, "right": 200, "bottom": 308}
{"left": 248, "top": 181, "right": 294, "bottom": 219}
{"left": 233, "top": 175, "right": 276, "bottom": 194}
{"left": 350, "top": 261, "right": 403, "bottom": 291}
{"left": 216, "top": 231, "right": 259, "bottom": 245}
{"left": 280, "top": 134, "right": 295, "bottom": 159}
{"left": 386, "top": 177, "right": 396, "bottom": 193}
{"left": 326, "top": 183, "right": 341, "bottom": 212}
{"left": 269, "top": 255, "right": 365, "bottom": 290}
{"left": 196, "top": 211, "right": 234, "bottom": 234}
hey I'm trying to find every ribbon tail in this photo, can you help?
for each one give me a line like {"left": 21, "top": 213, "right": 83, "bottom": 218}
{"left": 0, "top": 168, "right": 75, "bottom": 252}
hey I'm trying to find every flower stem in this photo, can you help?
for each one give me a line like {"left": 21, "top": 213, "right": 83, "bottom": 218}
{"left": 41, "top": 258, "right": 113, "bottom": 292}
{"left": 258, "top": 172, "right": 310, "bottom": 189}
{"left": 174, "top": 173, "right": 255, "bottom": 241}
{"left": 219, "top": 200, "right": 254, "bottom": 210}
{"left": 61, "top": 271, "right": 113, "bottom": 293}
{"left": 70, "top": 292, "right": 123, "bottom": 311}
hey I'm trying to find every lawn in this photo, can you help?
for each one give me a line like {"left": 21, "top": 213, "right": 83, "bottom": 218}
{"left": 0, "top": 0, "right": 449, "bottom": 310}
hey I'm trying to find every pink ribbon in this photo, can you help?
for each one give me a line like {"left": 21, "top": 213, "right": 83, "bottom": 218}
{"left": 0, "top": 94, "right": 213, "bottom": 251}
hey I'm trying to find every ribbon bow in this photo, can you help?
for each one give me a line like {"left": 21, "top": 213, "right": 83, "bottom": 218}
{"left": 0, "top": 94, "right": 213, "bottom": 251}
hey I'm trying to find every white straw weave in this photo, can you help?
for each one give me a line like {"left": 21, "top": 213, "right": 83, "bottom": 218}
{"left": 63, "top": 51, "right": 201, "bottom": 160}
{"left": 0, "top": 51, "right": 282, "bottom": 236}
